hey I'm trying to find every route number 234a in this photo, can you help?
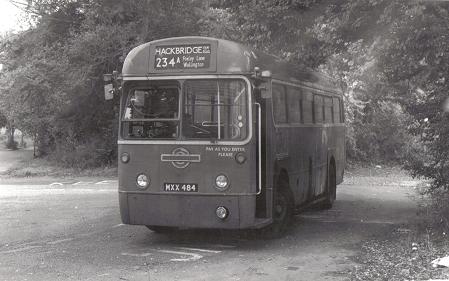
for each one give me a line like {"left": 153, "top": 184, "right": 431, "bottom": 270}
{"left": 156, "top": 57, "right": 178, "bottom": 68}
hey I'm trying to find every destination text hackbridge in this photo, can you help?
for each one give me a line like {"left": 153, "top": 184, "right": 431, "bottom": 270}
{"left": 155, "top": 45, "right": 211, "bottom": 56}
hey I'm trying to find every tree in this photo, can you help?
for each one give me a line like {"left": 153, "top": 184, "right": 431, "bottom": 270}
{"left": 2, "top": 0, "right": 447, "bottom": 186}
{"left": 375, "top": 2, "right": 449, "bottom": 189}
{"left": 215, "top": 0, "right": 416, "bottom": 163}
{"left": 320, "top": 0, "right": 449, "bottom": 186}
{"left": 0, "top": 0, "right": 208, "bottom": 166}
{"left": 0, "top": 112, "right": 6, "bottom": 128}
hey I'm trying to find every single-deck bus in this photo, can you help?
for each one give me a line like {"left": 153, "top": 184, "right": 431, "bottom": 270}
{"left": 105, "top": 36, "right": 345, "bottom": 234}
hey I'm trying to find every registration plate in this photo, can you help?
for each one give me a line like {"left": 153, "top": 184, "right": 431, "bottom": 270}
{"left": 163, "top": 183, "right": 198, "bottom": 192}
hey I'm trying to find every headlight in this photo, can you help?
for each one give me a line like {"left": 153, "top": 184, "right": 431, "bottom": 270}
{"left": 136, "top": 174, "right": 150, "bottom": 189}
{"left": 121, "top": 152, "right": 130, "bottom": 163}
{"left": 215, "top": 174, "right": 229, "bottom": 190}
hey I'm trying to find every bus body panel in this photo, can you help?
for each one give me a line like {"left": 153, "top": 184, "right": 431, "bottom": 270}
{"left": 118, "top": 142, "right": 258, "bottom": 228}
{"left": 118, "top": 143, "right": 256, "bottom": 194}
{"left": 268, "top": 79, "right": 345, "bottom": 207}
{"left": 120, "top": 193, "right": 257, "bottom": 229}
{"left": 274, "top": 124, "right": 345, "bottom": 206}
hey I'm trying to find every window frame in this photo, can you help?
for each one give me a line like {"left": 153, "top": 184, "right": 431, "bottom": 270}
{"left": 286, "top": 86, "right": 302, "bottom": 124}
{"left": 332, "top": 97, "right": 342, "bottom": 124}
{"left": 314, "top": 94, "right": 324, "bottom": 124}
{"left": 324, "top": 96, "right": 333, "bottom": 124}
{"left": 182, "top": 79, "right": 249, "bottom": 141}
{"left": 118, "top": 75, "right": 253, "bottom": 145}
{"left": 272, "top": 83, "right": 288, "bottom": 124}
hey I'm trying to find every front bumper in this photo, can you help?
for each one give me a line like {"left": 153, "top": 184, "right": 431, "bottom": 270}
{"left": 119, "top": 191, "right": 257, "bottom": 229}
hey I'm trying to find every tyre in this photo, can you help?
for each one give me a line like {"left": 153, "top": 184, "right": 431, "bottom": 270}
{"left": 322, "top": 162, "right": 336, "bottom": 209}
{"left": 264, "top": 176, "right": 294, "bottom": 237}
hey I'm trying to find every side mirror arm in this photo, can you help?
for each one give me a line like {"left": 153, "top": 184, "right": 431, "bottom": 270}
{"left": 103, "top": 71, "right": 122, "bottom": 100}
{"left": 253, "top": 78, "right": 272, "bottom": 99}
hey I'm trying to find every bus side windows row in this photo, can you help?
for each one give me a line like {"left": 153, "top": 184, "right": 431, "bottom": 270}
{"left": 272, "top": 83, "right": 343, "bottom": 125}
{"left": 273, "top": 84, "right": 287, "bottom": 123}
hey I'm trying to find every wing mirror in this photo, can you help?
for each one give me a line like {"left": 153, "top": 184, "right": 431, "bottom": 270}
{"left": 103, "top": 71, "right": 121, "bottom": 100}
{"left": 252, "top": 67, "right": 272, "bottom": 99}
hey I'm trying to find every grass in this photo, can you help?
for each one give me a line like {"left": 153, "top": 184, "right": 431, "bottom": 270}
{"left": 350, "top": 226, "right": 449, "bottom": 280}
{"left": 0, "top": 135, "right": 117, "bottom": 178}
{"left": 350, "top": 175, "right": 449, "bottom": 281}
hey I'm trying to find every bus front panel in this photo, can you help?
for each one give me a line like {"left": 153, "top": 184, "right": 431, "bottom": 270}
{"left": 118, "top": 143, "right": 257, "bottom": 229}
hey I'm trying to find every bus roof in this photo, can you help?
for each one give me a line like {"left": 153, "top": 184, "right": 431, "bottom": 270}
{"left": 122, "top": 36, "right": 339, "bottom": 91}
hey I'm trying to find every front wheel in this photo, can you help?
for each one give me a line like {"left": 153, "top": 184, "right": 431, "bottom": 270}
{"left": 264, "top": 186, "right": 294, "bottom": 238}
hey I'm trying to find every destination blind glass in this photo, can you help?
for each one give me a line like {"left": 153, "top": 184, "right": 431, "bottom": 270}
{"left": 154, "top": 44, "right": 211, "bottom": 70}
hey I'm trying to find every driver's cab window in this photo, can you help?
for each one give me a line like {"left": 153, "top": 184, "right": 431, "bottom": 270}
{"left": 121, "top": 82, "right": 179, "bottom": 140}
{"left": 124, "top": 88, "right": 178, "bottom": 120}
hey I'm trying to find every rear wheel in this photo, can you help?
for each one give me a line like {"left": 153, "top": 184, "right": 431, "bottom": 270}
{"left": 322, "top": 162, "right": 336, "bottom": 209}
{"left": 146, "top": 226, "right": 176, "bottom": 233}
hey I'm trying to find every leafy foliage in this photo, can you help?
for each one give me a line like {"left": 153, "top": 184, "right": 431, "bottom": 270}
{"left": 1, "top": 0, "right": 448, "bottom": 191}
{"left": 217, "top": 0, "right": 418, "bottom": 164}
{"left": 373, "top": 2, "right": 449, "bottom": 189}
{"left": 0, "top": 112, "right": 6, "bottom": 128}
{"left": 0, "top": 0, "right": 205, "bottom": 167}
{"left": 214, "top": 0, "right": 330, "bottom": 67}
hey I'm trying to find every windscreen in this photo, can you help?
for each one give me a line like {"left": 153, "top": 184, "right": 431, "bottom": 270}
{"left": 121, "top": 81, "right": 179, "bottom": 139}
{"left": 182, "top": 79, "right": 248, "bottom": 140}
{"left": 120, "top": 79, "right": 248, "bottom": 141}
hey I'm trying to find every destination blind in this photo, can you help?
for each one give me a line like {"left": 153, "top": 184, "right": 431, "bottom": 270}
{"left": 153, "top": 44, "right": 211, "bottom": 70}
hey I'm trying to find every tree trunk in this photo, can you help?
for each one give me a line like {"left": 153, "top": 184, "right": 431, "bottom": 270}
{"left": 6, "top": 123, "right": 17, "bottom": 150}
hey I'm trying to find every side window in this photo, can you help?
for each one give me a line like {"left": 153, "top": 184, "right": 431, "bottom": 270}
{"left": 273, "top": 84, "right": 287, "bottom": 124}
{"left": 332, "top": 97, "right": 341, "bottom": 123}
{"left": 324, "top": 97, "right": 333, "bottom": 123}
{"left": 314, "top": 95, "right": 323, "bottom": 124}
{"left": 287, "top": 87, "right": 302, "bottom": 124}
{"left": 302, "top": 91, "right": 313, "bottom": 124}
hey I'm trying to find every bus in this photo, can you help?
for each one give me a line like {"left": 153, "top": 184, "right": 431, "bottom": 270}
{"left": 104, "top": 36, "right": 345, "bottom": 234}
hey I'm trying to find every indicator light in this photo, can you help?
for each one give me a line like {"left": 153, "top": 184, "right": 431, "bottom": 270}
{"left": 235, "top": 152, "right": 247, "bottom": 164}
{"left": 121, "top": 152, "right": 130, "bottom": 163}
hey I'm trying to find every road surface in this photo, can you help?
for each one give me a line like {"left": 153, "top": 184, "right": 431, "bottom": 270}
{"left": 0, "top": 173, "right": 419, "bottom": 281}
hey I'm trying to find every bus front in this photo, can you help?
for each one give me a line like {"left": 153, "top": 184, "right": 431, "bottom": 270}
{"left": 117, "top": 37, "right": 267, "bottom": 230}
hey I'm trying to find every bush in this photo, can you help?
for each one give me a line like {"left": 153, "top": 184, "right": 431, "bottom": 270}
{"left": 51, "top": 137, "right": 116, "bottom": 170}
{"left": 348, "top": 101, "right": 416, "bottom": 164}
{"left": 427, "top": 189, "right": 449, "bottom": 233}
